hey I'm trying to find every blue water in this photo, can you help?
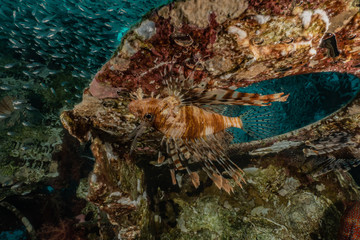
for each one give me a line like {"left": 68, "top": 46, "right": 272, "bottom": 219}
{"left": 0, "top": 0, "right": 172, "bottom": 80}
{"left": 0, "top": 228, "right": 26, "bottom": 240}
{"left": 226, "top": 72, "right": 360, "bottom": 143}
{"left": 0, "top": 0, "right": 173, "bottom": 157}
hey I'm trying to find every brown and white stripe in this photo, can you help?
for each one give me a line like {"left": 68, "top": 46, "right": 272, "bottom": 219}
{"left": 186, "top": 88, "right": 289, "bottom": 106}
{"left": 155, "top": 104, "right": 244, "bottom": 139}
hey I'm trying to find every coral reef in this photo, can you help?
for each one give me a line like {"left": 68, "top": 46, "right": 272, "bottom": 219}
{"left": 60, "top": 0, "right": 360, "bottom": 239}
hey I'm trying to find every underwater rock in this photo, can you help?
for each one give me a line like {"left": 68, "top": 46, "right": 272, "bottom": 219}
{"left": 135, "top": 20, "right": 157, "bottom": 40}
{"left": 61, "top": 0, "right": 360, "bottom": 238}
{"left": 169, "top": 0, "right": 248, "bottom": 28}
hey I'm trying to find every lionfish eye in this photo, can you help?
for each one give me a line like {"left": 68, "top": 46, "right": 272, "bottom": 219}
{"left": 144, "top": 113, "right": 153, "bottom": 120}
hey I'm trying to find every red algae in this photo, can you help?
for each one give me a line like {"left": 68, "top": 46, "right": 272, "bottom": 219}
{"left": 90, "top": 10, "right": 222, "bottom": 96}
{"left": 339, "top": 201, "right": 360, "bottom": 240}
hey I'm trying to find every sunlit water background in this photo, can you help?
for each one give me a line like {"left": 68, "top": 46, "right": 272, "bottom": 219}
{"left": 228, "top": 72, "right": 360, "bottom": 143}
{"left": 0, "top": 0, "right": 360, "bottom": 239}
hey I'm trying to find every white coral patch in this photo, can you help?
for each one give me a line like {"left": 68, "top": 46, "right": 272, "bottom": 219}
{"left": 301, "top": 10, "right": 313, "bottom": 29}
{"left": 109, "top": 191, "right": 121, "bottom": 197}
{"left": 254, "top": 15, "right": 270, "bottom": 24}
{"left": 309, "top": 48, "right": 317, "bottom": 55}
{"left": 91, "top": 173, "right": 97, "bottom": 183}
{"left": 117, "top": 197, "right": 137, "bottom": 206}
{"left": 135, "top": 20, "right": 156, "bottom": 40}
{"left": 313, "top": 9, "right": 330, "bottom": 30}
{"left": 228, "top": 26, "right": 247, "bottom": 39}
{"left": 137, "top": 179, "right": 141, "bottom": 193}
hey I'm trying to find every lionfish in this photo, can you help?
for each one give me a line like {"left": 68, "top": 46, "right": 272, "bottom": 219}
{"left": 128, "top": 66, "right": 289, "bottom": 194}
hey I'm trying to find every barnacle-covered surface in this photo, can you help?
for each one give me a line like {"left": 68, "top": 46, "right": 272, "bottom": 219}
{"left": 60, "top": 0, "right": 360, "bottom": 239}
{"left": 0, "top": 75, "right": 64, "bottom": 197}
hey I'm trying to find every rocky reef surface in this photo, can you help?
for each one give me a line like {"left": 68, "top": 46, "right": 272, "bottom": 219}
{"left": 60, "top": 0, "right": 360, "bottom": 239}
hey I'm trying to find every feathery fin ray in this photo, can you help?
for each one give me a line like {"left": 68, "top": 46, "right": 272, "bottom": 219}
{"left": 239, "top": 107, "right": 283, "bottom": 140}
{"left": 183, "top": 88, "right": 289, "bottom": 107}
{"left": 162, "top": 132, "right": 245, "bottom": 193}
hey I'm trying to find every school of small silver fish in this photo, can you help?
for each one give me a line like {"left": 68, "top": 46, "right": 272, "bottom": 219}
{"left": 0, "top": 0, "right": 169, "bottom": 80}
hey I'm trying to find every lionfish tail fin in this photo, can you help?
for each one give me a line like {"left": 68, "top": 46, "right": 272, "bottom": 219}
{"left": 240, "top": 107, "right": 282, "bottom": 140}
{"left": 185, "top": 88, "right": 289, "bottom": 106}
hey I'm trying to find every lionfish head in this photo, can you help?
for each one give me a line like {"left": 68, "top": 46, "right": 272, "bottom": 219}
{"left": 128, "top": 97, "right": 160, "bottom": 122}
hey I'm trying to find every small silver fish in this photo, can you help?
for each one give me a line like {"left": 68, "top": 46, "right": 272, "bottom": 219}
{"left": 0, "top": 114, "right": 9, "bottom": 119}
{"left": 22, "top": 71, "right": 31, "bottom": 77}
{"left": 4, "top": 63, "right": 16, "bottom": 69}
{"left": 20, "top": 146, "right": 30, "bottom": 151}
{"left": 47, "top": 32, "right": 56, "bottom": 38}
{"left": 50, "top": 87, "right": 56, "bottom": 96}
{"left": 26, "top": 63, "right": 41, "bottom": 68}
{"left": 0, "top": 86, "right": 11, "bottom": 91}
{"left": 22, "top": 121, "right": 32, "bottom": 127}
{"left": 25, "top": 106, "right": 37, "bottom": 111}
{"left": 13, "top": 99, "right": 26, "bottom": 105}
{"left": 32, "top": 69, "right": 41, "bottom": 74}
{"left": 22, "top": 83, "right": 31, "bottom": 89}
{"left": 41, "top": 15, "right": 56, "bottom": 23}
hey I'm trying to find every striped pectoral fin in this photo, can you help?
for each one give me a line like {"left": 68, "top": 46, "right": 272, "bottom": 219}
{"left": 164, "top": 137, "right": 201, "bottom": 188}
{"left": 183, "top": 88, "right": 289, "bottom": 106}
{"left": 183, "top": 132, "right": 246, "bottom": 193}
{"left": 163, "top": 132, "right": 246, "bottom": 193}
{"left": 211, "top": 172, "right": 234, "bottom": 194}
{"left": 188, "top": 171, "right": 200, "bottom": 189}
{"left": 157, "top": 151, "right": 165, "bottom": 164}
{"left": 231, "top": 171, "right": 246, "bottom": 188}
{"left": 170, "top": 168, "right": 177, "bottom": 185}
